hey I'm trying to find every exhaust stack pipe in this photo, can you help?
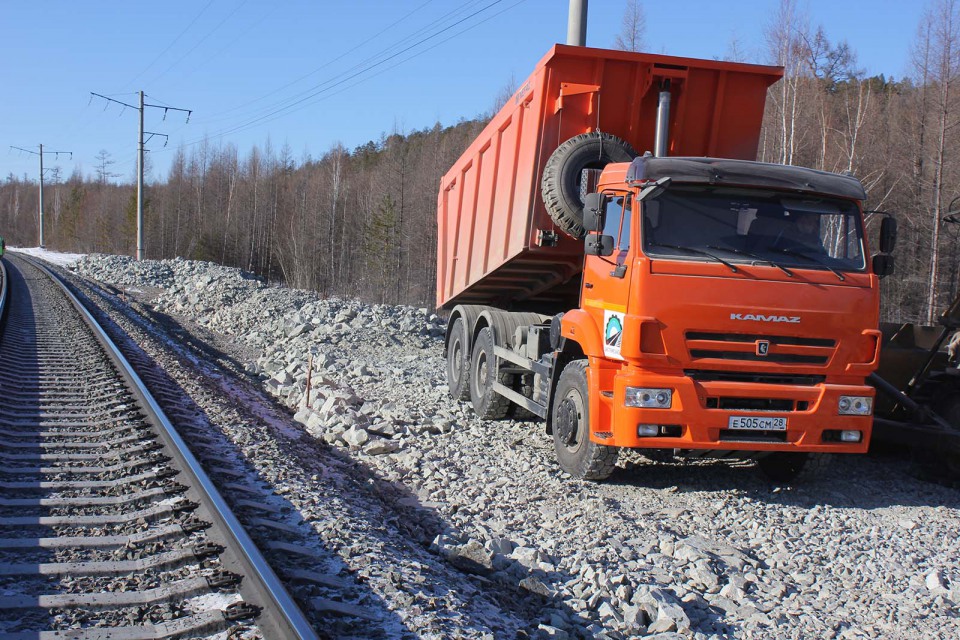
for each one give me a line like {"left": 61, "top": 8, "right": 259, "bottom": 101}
{"left": 567, "top": 0, "right": 587, "bottom": 46}
{"left": 654, "top": 80, "right": 671, "bottom": 157}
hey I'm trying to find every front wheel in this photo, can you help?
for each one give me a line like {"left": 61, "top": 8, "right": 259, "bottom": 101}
{"left": 552, "top": 360, "right": 619, "bottom": 480}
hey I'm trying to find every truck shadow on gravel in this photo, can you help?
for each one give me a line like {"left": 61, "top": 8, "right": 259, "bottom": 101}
{"left": 66, "top": 276, "right": 589, "bottom": 639}
{"left": 605, "top": 452, "right": 960, "bottom": 510}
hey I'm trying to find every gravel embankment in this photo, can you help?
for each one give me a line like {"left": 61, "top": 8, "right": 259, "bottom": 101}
{"left": 71, "top": 253, "right": 960, "bottom": 639}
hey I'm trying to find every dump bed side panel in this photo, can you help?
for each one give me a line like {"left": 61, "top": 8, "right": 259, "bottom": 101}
{"left": 437, "top": 45, "right": 783, "bottom": 309}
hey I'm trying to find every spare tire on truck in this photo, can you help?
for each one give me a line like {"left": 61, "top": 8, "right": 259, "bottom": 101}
{"left": 540, "top": 132, "right": 637, "bottom": 239}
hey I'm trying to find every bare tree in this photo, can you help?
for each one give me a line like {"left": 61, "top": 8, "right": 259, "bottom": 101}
{"left": 764, "top": 0, "right": 806, "bottom": 165}
{"left": 917, "top": 0, "right": 960, "bottom": 323}
{"left": 94, "top": 150, "right": 118, "bottom": 186}
{"left": 489, "top": 74, "right": 518, "bottom": 116}
{"left": 723, "top": 32, "right": 748, "bottom": 62}
{"left": 613, "top": 0, "right": 646, "bottom": 52}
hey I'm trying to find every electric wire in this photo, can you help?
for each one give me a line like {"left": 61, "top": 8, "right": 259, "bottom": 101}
{"left": 142, "top": 0, "right": 251, "bottom": 88}
{"left": 189, "top": 0, "right": 477, "bottom": 127}
{"left": 176, "top": 0, "right": 507, "bottom": 146}
{"left": 160, "top": 2, "right": 279, "bottom": 92}
{"left": 123, "top": 0, "right": 216, "bottom": 90}
{"left": 149, "top": 1, "right": 490, "bottom": 152}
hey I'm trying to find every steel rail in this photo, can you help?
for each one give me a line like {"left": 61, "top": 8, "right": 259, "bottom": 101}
{"left": 0, "top": 256, "right": 7, "bottom": 329}
{"left": 21, "top": 255, "right": 319, "bottom": 640}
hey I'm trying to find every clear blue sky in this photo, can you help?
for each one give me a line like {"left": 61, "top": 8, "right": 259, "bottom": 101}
{"left": 0, "top": 0, "right": 926, "bottom": 184}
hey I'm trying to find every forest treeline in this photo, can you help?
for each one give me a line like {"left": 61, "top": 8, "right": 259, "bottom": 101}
{"left": 1, "top": 1, "right": 958, "bottom": 323}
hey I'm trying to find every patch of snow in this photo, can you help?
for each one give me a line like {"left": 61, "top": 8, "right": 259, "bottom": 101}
{"left": 9, "top": 246, "right": 86, "bottom": 267}
{"left": 183, "top": 591, "right": 242, "bottom": 613}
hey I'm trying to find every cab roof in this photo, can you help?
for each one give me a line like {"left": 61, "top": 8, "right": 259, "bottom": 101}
{"left": 602, "top": 155, "right": 867, "bottom": 201}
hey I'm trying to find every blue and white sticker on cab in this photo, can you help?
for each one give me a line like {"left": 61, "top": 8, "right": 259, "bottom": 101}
{"left": 603, "top": 310, "right": 625, "bottom": 360}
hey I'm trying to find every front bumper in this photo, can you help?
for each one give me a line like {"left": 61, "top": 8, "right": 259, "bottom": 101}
{"left": 592, "top": 368, "right": 874, "bottom": 453}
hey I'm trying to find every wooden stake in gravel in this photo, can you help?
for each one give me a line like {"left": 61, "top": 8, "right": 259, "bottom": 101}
{"left": 304, "top": 354, "right": 313, "bottom": 408}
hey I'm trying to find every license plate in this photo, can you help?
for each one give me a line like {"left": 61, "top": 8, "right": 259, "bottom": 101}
{"left": 728, "top": 416, "right": 787, "bottom": 431}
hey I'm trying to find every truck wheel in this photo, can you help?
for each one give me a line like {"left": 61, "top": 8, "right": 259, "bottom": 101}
{"left": 469, "top": 327, "right": 512, "bottom": 419}
{"left": 540, "top": 132, "right": 637, "bottom": 239}
{"left": 552, "top": 360, "right": 619, "bottom": 480}
{"left": 757, "top": 452, "right": 831, "bottom": 483}
{"left": 446, "top": 318, "right": 471, "bottom": 401}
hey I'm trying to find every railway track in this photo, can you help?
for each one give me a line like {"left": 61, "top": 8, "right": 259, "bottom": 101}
{"left": 0, "top": 254, "right": 318, "bottom": 639}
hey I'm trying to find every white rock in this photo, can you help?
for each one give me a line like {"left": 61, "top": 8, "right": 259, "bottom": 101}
{"left": 925, "top": 571, "right": 946, "bottom": 592}
{"left": 342, "top": 426, "right": 370, "bottom": 447}
{"left": 363, "top": 439, "right": 400, "bottom": 455}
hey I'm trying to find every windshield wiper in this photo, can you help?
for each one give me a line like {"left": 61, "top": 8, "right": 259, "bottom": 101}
{"left": 768, "top": 247, "right": 845, "bottom": 281}
{"left": 648, "top": 243, "right": 739, "bottom": 273}
{"left": 706, "top": 245, "right": 795, "bottom": 277}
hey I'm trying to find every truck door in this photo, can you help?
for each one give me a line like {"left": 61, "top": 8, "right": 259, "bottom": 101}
{"left": 582, "top": 191, "right": 634, "bottom": 361}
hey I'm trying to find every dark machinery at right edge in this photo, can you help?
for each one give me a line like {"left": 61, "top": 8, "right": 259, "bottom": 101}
{"left": 871, "top": 208, "right": 960, "bottom": 473}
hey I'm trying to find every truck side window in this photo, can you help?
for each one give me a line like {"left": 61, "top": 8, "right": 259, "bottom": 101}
{"left": 618, "top": 195, "right": 632, "bottom": 251}
{"left": 601, "top": 194, "right": 632, "bottom": 252}
{"left": 603, "top": 195, "right": 623, "bottom": 239}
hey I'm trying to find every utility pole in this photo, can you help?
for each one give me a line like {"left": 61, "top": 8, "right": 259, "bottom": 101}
{"left": 91, "top": 91, "right": 189, "bottom": 260}
{"left": 10, "top": 144, "right": 73, "bottom": 248}
{"left": 138, "top": 91, "right": 145, "bottom": 263}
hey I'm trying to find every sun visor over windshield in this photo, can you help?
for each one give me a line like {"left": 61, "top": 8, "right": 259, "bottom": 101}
{"left": 625, "top": 156, "right": 867, "bottom": 201}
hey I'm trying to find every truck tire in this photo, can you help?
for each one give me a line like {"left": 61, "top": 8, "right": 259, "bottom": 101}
{"left": 540, "top": 132, "right": 637, "bottom": 239}
{"left": 552, "top": 360, "right": 619, "bottom": 480}
{"left": 446, "top": 318, "right": 471, "bottom": 401}
{"left": 757, "top": 452, "right": 831, "bottom": 483}
{"left": 469, "top": 327, "right": 512, "bottom": 420}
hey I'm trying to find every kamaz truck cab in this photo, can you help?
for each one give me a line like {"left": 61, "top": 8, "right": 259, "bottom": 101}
{"left": 553, "top": 155, "right": 892, "bottom": 479}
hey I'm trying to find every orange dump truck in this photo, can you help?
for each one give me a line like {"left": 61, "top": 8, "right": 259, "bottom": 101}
{"left": 437, "top": 45, "right": 896, "bottom": 481}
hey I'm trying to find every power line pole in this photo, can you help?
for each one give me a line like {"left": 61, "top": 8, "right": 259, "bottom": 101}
{"left": 10, "top": 144, "right": 73, "bottom": 248}
{"left": 91, "top": 91, "right": 190, "bottom": 260}
{"left": 138, "top": 91, "right": 145, "bottom": 263}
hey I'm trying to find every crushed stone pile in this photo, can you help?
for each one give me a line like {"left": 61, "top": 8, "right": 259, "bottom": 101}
{"left": 71, "top": 253, "right": 960, "bottom": 640}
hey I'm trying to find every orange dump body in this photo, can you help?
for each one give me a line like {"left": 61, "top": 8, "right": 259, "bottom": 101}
{"left": 436, "top": 44, "right": 783, "bottom": 310}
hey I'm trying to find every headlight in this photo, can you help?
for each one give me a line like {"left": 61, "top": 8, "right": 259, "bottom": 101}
{"left": 625, "top": 387, "right": 672, "bottom": 408}
{"left": 838, "top": 395, "right": 873, "bottom": 416}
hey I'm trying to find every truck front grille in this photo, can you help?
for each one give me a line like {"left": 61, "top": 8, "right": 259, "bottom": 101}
{"left": 705, "top": 397, "right": 807, "bottom": 412}
{"left": 685, "top": 332, "right": 835, "bottom": 366}
{"left": 685, "top": 370, "right": 826, "bottom": 385}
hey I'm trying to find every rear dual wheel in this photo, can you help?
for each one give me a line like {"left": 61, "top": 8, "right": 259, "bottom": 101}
{"left": 446, "top": 318, "right": 471, "bottom": 401}
{"left": 469, "top": 327, "right": 512, "bottom": 420}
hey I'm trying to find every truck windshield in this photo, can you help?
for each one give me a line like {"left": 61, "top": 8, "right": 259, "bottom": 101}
{"left": 640, "top": 186, "right": 866, "bottom": 272}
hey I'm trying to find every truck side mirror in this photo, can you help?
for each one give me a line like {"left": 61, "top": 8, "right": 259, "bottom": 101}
{"left": 879, "top": 217, "right": 897, "bottom": 253}
{"left": 585, "top": 234, "right": 615, "bottom": 257}
{"left": 582, "top": 193, "right": 605, "bottom": 232}
{"left": 873, "top": 253, "right": 895, "bottom": 277}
